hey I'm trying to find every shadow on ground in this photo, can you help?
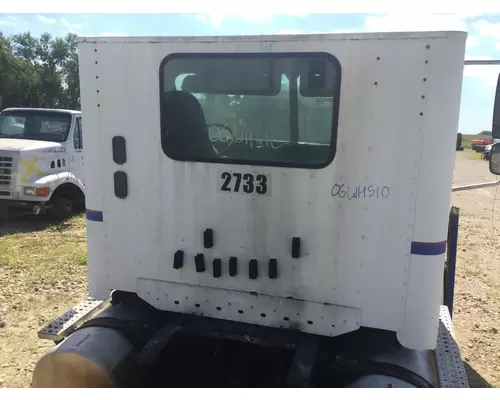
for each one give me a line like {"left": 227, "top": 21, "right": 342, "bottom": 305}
{"left": 0, "top": 213, "right": 83, "bottom": 237}
{"left": 464, "top": 362, "right": 492, "bottom": 388}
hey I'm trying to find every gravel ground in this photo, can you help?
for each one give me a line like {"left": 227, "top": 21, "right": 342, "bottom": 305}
{"left": 450, "top": 150, "right": 500, "bottom": 388}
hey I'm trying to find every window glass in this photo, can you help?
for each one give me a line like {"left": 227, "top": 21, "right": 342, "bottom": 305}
{"left": 160, "top": 53, "right": 340, "bottom": 168}
{"left": 0, "top": 112, "right": 71, "bottom": 142}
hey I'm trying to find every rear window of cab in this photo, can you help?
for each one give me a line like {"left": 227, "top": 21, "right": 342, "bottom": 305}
{"left": 159, "top": 52, "right": 341, "bottom": 169}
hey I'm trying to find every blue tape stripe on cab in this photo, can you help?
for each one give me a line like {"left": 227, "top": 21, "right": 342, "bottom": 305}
{"left": 411, "top": 241, "right": 447, "bottom": 256}
{"left": 86, "top": 209, "right": 103, "bottom": 222}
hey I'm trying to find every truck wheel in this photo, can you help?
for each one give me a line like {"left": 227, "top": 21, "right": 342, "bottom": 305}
{"left": 48, "top": 196, "right": 73, "bottom": 220}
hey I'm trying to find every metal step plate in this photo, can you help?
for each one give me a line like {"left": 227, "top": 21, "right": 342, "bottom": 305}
{"left": 435, "top": 305, "right": 469, "bottom": 388}
{"left": 38, "top": 297, "right": 111, "bottom": 342}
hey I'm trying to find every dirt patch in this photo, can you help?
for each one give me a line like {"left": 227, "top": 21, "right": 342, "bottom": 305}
{"left": 450, "top": 150, "right": 500, "bottom": 388}
{"left": 0, "top": 215, "right": 88, "bottom": 388}
{"left": 1, "top": 152, "right": 500, "bottom": 387}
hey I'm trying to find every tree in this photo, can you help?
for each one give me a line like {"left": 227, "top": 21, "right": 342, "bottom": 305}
{"left": 0, "top": 30, "right": 81, "bottom": 110}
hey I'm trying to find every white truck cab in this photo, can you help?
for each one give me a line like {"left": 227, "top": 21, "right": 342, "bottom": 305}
{"left": 32, "top": 31, "right": 474, "bottom": 388}
{"left": 0, "top": 107, "right": 85, "bottom": 219}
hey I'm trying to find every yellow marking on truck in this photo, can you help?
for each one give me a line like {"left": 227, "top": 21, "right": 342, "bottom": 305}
{"left": 20, "top": 156, "right": 44, "bottom": 182}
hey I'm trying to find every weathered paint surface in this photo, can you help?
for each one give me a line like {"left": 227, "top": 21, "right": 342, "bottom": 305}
{"left": 78, "top": 31, "right": 467, "bottom": 350}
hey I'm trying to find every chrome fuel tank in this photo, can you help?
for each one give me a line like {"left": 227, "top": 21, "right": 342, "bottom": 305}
{"left": 31, "top": 301, "right": 146, "bottom": 388}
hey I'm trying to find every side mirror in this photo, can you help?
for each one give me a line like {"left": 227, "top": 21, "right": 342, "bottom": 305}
{"left": 489, "top": 143, "right": 500, "bottom": 175}
{"left": 493, "top": 72, "right": 500, "bottom": 139}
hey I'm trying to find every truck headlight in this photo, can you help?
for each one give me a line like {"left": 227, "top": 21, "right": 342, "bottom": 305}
{"left": 24, "top": 187, "right": 50, "bottom": 197}
{"left": 24, "top": 187, "right": 36, "bottom": 196}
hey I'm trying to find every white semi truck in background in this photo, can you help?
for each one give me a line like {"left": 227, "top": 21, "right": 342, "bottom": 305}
{"left": 30, "top": 30, "right": 500, "bottom": 387}
{"left": 0, "top": 108, "right": 85, "bottom": 219}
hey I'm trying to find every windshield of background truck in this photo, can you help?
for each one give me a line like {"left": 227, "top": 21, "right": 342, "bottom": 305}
{"left": 160, "top": 53, "right": 341, "bottom": 169}
{"left": 0, "top": 112, "right": 72, "bottom": 142}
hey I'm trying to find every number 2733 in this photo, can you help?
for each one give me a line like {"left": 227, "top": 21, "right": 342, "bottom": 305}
{"left": 220, "top": 172, "right": 269, "bottom": 195}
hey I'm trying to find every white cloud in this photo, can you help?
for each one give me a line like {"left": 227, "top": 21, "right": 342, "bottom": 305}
{"left": 466, "top": 35, "right": 479, "bottom": 50}
{"left": 101, "top": 31, "right": 129, "bottom": 36}
{"left": 195, "top": 14, "right": 207, "bottom": 22}
{"left": 472, "top": 19, "right": 500, "bottom": 39}
{"left": 279, "top": 14, "right": 478, "bottom": 40}
{"left": 37, "top": 15, "right": 56, "bottom": 24}
{"left": 363, "top": 14, "right": 484, "bottom": 51}
{"left": 195, "top": 13, "right": 225, "bottom": 28}
{"left": 279, "top": 29, "right": 300, "bottom": 35}
{"left": 60, "top": 18, "right": 82, "bottom": 29}
{"left": 464, "top": 54, "right": 500, "bottom": 88}
{"left": 362, "top": 13, "right": 469, "bottom": 32}
{"left": 278, "top": 28, "right": 363, "bottom": 35}
{"left": 319, "top": 28, "right": 361, "bottom": 34}
{"left": 196, "top": 11, "right": 308, "bottom": 28}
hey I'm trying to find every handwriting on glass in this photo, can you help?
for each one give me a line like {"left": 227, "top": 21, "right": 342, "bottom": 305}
{"left": 208, "top": 126, "right": 286, "bottom": 151}
{"left": 331, "top": 183, "right": 390, "bottom": 200}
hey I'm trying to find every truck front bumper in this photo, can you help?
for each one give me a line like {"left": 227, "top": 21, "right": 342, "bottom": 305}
{"left": 0, "top": 199, "right": 48, "bottom": 219}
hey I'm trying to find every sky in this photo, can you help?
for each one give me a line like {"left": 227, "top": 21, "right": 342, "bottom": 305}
{"left": 1, "top": 12, "right": 500, "bottom": 134}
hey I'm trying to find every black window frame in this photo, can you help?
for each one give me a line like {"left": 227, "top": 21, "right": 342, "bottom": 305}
{"left": 74, "top": 116, "right": 83, "bottom": 150}
{"left": 159, "top": 52, "right": 342, "bottom": 170}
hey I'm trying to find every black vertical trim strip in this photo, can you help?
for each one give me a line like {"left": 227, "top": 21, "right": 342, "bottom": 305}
{"left": 213, "top": 258, "right": 222, "bottom": 278}
{"left": 204, "top": 229, "right": 214, "bottom": 249}
{"left": 173, "top": 250, "right": 184, "bottom": 269}
{"left": 229, "top": 257, "right": 238, "bottom": 277}
{"left": 269, "top": 259, "right": 278, "bottom": 279}
{"left": 112, "top": 136, "right": 127, "bottom": 165}
{"left": 195, "top": 254, "right": 205, "bottom": 272}
{"left": 292, "top": 237, "right": 301, "bottom": 259}
{"left": 249, "top": 259, "right": 258, "bottom": 280}
{"left": 114, "top": 171, "right": 128, "bottom": 199}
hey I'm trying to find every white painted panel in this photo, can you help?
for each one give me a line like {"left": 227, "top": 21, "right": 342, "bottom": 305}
{"left": 78, "top": 31, "right": 467, "bottom": 348}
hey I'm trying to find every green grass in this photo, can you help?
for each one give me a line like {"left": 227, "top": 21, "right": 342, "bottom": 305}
{"left": 0, "top": 215, "right": 88, "bottom": 292}
{"left": 73, "top": 249, "right": 88, "bottom": 266}
{"left": 465, "top": 148, "right": 484, "bottom": 161}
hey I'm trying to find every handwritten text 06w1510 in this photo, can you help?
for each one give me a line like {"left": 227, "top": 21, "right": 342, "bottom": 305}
{"left": 331, "top": 183, "right": 390, "bottom": 200}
